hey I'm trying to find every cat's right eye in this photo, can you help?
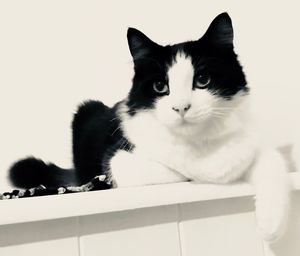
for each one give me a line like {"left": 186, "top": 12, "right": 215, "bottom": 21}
{"left": 153, "top": 81, "right": 169, "bottom": 94}
{"left": 195, "top": 74, "right": 211, "bottom": 89}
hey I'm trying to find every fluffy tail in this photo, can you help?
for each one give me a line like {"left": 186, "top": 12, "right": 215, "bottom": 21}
{"left": 9, "top": 157, "right": 78, "bottom": 189}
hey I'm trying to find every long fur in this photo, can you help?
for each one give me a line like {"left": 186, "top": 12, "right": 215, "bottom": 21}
{"left": 8, "top": 13, "right": 290, "bottom": 242}
{"left": 9, "top": 157, "right": 77, "bottom": 188}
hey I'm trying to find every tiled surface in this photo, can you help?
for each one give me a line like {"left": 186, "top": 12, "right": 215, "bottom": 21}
{"left": 0, "top": 217, "right": 79, "bottom": 256}
{"left": 178, "top": 197, "right": 264, "bottom": 256}
{"left": 79, "top": 205, "right": 181, "bottom": 256}
{"left": 1, "top": 195, "right": 298, "bottom": 256}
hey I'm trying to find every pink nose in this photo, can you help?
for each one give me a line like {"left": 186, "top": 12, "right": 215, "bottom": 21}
{"left": 172, "top": 104, "right": 191, "bottom": 116}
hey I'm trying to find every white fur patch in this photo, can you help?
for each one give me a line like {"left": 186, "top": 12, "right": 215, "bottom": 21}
{"left": 155, "top": 53, "right": 195, "bottom": 127}
{"left": 116, "top": 97, "right": 253, "bottom": 184}
{"left": 108, "top": 53, "right": 290, "bottom": 242}
{"left": 247, "top": 147, "right": 290, "bottom": 242}
{"left": 114, "top": 102, "right": 290, "bottom": 241}
{"left": 110, "top": 150, "right": 187, "bottom": 187}
{"left": 167, "top": 52, "right": 194, "bottom": 105}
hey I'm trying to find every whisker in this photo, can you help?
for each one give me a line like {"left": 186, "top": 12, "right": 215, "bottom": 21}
{"left": 111, "top": 126, "right": 122, "bottom": 136}
{"left": 213, "top": 107, "right": 234, "bottom": 110}
{"left": 193, "top": 109, "right": 212, "bottom": 115}
{"left": 109, "top": 116, "right": 120, "bottom": 122}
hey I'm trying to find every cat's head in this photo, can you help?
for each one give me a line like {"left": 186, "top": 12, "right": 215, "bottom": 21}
{"left": 126, "top": 13, "right": 248, "bottom": 134}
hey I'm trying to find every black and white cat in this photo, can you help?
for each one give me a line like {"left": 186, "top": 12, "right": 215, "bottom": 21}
{"left": 9, "top": 13, "right": 290, "bottom": 242}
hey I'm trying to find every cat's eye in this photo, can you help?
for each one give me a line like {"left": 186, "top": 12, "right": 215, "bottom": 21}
{"left": 195, "top": 74, "right": 211, "bottom": 89}
{"left": 153, "top": 81, "right": 169, "bottom": 94}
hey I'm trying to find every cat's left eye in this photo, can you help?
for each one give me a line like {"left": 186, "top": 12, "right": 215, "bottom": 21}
{"left": 153, "top": 81, "right": 169, "bottom": 94}
{"left": 195, "top": 74, "right": 211, "bottom": 89}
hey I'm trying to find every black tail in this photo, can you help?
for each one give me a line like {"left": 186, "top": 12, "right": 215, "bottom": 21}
{"left": 9, "top": 157, "right": 78, "bottom": 189}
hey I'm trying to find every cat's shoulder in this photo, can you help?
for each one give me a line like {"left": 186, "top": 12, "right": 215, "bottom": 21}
{"left": 75, "top": 100, "right": 110, "bottom": 118}
{"left": 72, "top": 100, "right": 117, "bottom": 131}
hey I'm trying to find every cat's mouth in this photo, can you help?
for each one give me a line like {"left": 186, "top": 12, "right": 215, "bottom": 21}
{"left": 180, "top": 114, "right": 211, "bottom": 125}
{"left": 175, "top": 116, "right": 201, "bottom": 126}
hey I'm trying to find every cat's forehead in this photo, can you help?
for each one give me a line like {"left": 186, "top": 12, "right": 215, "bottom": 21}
{"left": 165, "top": 41, "right": 203, "bottom": 72}
{"left": 167, "top": 51, "right": 194, "bottom": 91}
{"left": 168, "top": 42, "right": 194, "bottom": 64}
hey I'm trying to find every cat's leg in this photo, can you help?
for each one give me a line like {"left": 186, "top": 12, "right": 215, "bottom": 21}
{"left": 246, "top": 147, "right": 291, "bottom": 242}
{"left": 109, "top": 150, "right": 188, "bottom": 187}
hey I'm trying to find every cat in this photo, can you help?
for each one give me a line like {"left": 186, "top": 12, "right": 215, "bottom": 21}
{"left": 9, "top": 13, "right": 290, "bottom": 242}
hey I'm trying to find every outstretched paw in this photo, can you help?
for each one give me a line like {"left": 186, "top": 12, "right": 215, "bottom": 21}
{"left": 256, "top": 203, "right": 288, "bottom": 243}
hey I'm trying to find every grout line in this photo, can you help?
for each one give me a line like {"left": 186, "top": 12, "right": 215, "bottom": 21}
{"left": 176, "top": 204, "right": 184, "bottom": 256}
{"left": 76, "top": 216, "right": 83, "bottom": 256}
{"left": 261, "top": 240, "right": 274, "bottom": 256}
{"left": 253, "top": 210, "right": 267, "bottom": 256}
{"left": 261, "top": 239, "right": 266, "bottom": 256}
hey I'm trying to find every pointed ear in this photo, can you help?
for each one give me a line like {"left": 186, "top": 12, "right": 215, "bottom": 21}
{"left": 203, "top": 12, "right": 234, "bottom": 48}
{"left": 127, "top": 28, "right": 160, "bottom": 60}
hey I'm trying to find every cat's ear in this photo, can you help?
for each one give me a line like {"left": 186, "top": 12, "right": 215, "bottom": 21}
{"left": 202, "top": 12, "right": 234, "bottom": 48}
{"left": 127, "top": 28, "right": 161, "bottom": 60}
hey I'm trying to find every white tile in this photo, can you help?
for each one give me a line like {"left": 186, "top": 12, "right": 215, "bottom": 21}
{"left": 263, "top": 191, "right": 300, "bottom": 256}
{"left": 79, "top": 205, "right": 181, "bottom": 256}
{"left": 179, "top": 197, "right": 264, "bottom": 256}
{"left": 0, "top": 217, "right": 79, "bottom": 256}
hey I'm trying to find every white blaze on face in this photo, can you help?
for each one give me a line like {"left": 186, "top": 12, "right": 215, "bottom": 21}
{"left": 154, "top": 52, "right": 195, "bottom": 126}
{"left": 167, "top": 52, "right": 194, "bottom": 106}
{"left": 153, "top": 51, "right": 241, "bottom": 135}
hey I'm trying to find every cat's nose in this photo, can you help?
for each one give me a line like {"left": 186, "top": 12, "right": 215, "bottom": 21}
{"left": 172, "top": 104, "right": 191, "bottom": 117}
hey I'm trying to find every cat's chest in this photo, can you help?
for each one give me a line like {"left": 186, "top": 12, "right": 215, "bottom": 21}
{"left": 121, "top": 114, "right": 205, "bottom": 164}
{"left": 133, "top": 128, "right": 195, "bottom": 157}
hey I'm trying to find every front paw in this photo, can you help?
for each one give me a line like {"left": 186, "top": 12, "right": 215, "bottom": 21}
{"left": 255, "top": 201, "right": 288, "bottom": 243}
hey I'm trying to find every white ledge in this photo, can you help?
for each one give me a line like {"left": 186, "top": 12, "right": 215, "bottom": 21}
{"left": 0, "top": 172, "right": 299, "bottom": 226}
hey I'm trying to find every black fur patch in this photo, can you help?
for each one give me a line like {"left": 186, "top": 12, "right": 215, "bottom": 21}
{"left": 9, "top": 157, "right": 77, "bottom": 188}
{"left": 71, "top": 100, "right": 134, "bottom": 184}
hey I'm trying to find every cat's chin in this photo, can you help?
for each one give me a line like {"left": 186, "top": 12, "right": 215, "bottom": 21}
{"left": 163, "top": 116, "right": 230, "bottom": 140}
{"left": 164, "top": 119, "right": 204, "bottom": 137}
{"left": 166, "top": 116, "right": 211, "bottom": 129}
{"left": 160, "top": 118, "right": 193, "bottom": 129}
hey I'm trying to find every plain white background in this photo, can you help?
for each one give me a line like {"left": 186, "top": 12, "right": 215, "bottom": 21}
{"left": 0, "top": 0, "right": 299, "bottom": 190}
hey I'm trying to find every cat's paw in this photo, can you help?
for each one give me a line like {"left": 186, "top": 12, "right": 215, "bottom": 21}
{"left": 255, "top": 202, "right": 288, "bottom": 243}
{"left": 257, "top": 217, "right": 283, "bottom": 242}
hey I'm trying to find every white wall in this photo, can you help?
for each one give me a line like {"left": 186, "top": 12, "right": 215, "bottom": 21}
{"left": 0, "top": 0, "right": 300, "bottom": 190}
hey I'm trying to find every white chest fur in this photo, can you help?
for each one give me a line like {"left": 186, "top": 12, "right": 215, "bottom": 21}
{"left": 119, "top": 106, "right": 256, "bottom": 183}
